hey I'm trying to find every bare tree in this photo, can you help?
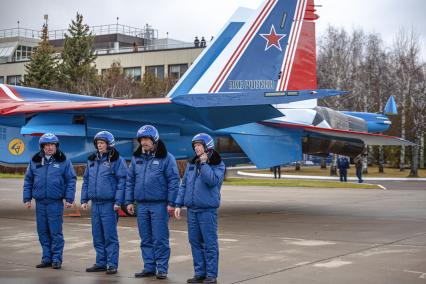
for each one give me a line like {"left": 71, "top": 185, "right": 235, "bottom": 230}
{"left": 317, "top": 26, "right": 354, "bottom": 175}
{"left": 95, "top": 61, "right": 142, "bottom": 98}
{"left": 317, "top": 25, "right": 425, "bottom": 174}
{"left": 361, "top": 34, "right": 394, "bottom": 173}
{"left": 318, "top": 26, "right": 354, "bottom": 110}
{"left": 392, "top": 28, "right": 421, "bottom": 171}
{"left": 409, "top": 63, "right": 426, "bottom": 175}
{"left": 418, "top": 64, "right": 426, "bottom": 169}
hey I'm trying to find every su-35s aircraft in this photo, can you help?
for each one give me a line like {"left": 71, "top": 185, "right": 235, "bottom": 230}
{"left": 0, "top": 0, "right": 413, "bottom": 168}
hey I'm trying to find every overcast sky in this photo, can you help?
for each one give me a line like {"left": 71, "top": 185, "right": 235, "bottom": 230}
{"left": 1, "top": 0, "right": 425, "bottom": 59}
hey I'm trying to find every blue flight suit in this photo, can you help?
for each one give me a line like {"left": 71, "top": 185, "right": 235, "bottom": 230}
{"left": 125, "top": 140, "right": 180, "bottom": 274}
{"left": 81, "top": 149, "right": 127, "bottom": 269}
{"left": 175, "top": 150, "right": 225, "bottom": 279}
{"left": 337, "top": 157, "right": 350, "bottom": 182}
{"left": 23, "top": 150, "right": 76, "bottom": 265}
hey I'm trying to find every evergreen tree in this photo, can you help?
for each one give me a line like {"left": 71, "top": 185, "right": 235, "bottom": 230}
{"left": 23, "top": 24, "right": 57, "bottom": 89}
{"left": 58, "top": 13, "right": 97, "bottom": 95}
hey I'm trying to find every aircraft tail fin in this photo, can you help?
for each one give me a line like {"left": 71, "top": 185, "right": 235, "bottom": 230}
{"left": 167, "top": 0, "right": 318, "bottom": 98}
{"left": 384, "top": 95, "right": 397, "bottom": 115}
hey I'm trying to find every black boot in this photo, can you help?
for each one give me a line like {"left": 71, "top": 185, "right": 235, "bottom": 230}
{"left": 52, "top": 262, "right": 61, "bottom": 269}
{"left": 187, "top": 276, "right": 206, "bottom": 283}
{"left": 106, "top": 267, "right": 117, "bottom": 274}
{"left": 86, "top": 264, "right": 107, "bottom": 272}
{"left": 203, "top": 277, "right": 217, "bottom": 284}
{"left": 36, "top": 262, "right": 51, "bottom": 268}
{"left": 156, "top": 272, "right": 167, "bottom": 279}
{"left": 135, "top": 270, "right": 156, "bottom": 278}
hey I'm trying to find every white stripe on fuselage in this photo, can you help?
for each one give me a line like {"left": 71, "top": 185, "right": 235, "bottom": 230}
{"left": 0, "top": 84, "right": 24, "bottom": 101}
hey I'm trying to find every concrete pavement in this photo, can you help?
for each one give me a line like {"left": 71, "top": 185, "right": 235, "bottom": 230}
{"left": 1, "top": 178, "right": 426, "bottom": 283}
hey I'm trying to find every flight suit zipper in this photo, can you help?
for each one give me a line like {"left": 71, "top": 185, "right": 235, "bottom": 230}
{"left": 190, "top": 164, "right": 199, "bottom": 207}
{"left": 95, "top": 158, "right": 100, "bottom": 200}
{"left": 44, "top": 162, "right": 49, "bottom": 200}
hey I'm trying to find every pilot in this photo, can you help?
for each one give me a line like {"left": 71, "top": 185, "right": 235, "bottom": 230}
{"left": 337, "top": 156, "right": 350, "bottom": 182}
{"left": 174, "top": 133, "right": 225, "bottom": 284}
{"left": 125, "top": 125, "right": 180, "bottom": 280}
{"left": 23, "top": 133, "right": 76, "bottom": 270}
{"left": 81, "top": 131, "right": 127, "bottom": 275}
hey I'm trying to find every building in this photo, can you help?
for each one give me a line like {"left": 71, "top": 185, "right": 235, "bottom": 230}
{"left": 0, "top": 23, "right": 204, "bottom": 86}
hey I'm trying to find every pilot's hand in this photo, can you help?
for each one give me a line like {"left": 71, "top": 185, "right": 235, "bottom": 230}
{"left": 113, "top": 204, "right": 121, "bottom": 211}
{"left": 65, "top": 202, "right": 73, "bottom": 208}
{"left": 24, "top": 202, "right": 31, "bottom": 209}
{"left": 199, "top": 153, "right": 208, "bottom": 163}
{"left": 167, "top": 206, "right": 175, "bottom": 217}
{"left": 81, "top": 203, "right": 88, "bottom": 210}
{"left": 127, "top": 204, "right": 135, "bottom": 215}
{"left": 174, "top": 208, "right": 181, "bottom": 220}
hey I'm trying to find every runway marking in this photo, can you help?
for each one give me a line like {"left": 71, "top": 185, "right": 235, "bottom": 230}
{"left": 119, "top": 249, "right": 140, "bottom": 254}
{"left": 285, "top": 239, "right": 336, "bottom": 246}
{"left": 170, "top": 229, "right": 189, "bottom": 234}
{"left": 5, "top": 242, "right": 34, "bottom": 248}
{"left": 294, "top": 261, "right": 310, "bottom": 266}
{"left": 63, "top": 241, "right": 92, "bottom": 251}
{"left": 170, "top": 255, "right": 192, "bottom": 263}
{"left": 355, "top": 248, "right": 419, "bottom": 257}
{"left": 377, "top": 184, "right": 387, "bottom": 190}
{"left": 219, "top": 238, "right": 239, "bottom": 242}
{"left": 227, "top": 200, "right": 275, "bottom": 203}
{"left": 0, "top": 232, "right": 37, "bottom": 242}
{"left": 313, "top": 259, "right": 352, "bottom": 268}
{"left": 229, "top": 231, "right": 426, "bottom": 283}
{"left": 404, "top": 270, "right": 426, "bottom": 279}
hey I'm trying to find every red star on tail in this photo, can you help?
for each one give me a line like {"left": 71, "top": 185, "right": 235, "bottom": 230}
{"left": 260, "top": 25, "right": 286, "bottom": 51}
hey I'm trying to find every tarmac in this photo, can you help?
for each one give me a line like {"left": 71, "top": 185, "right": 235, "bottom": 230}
{"left": 1, "top": 177, "right": 426, "bottom": 283}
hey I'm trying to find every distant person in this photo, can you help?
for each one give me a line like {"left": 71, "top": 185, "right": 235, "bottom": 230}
{"left": 354, "top": 154, "right": 364, "bottom": 183}
{"left": 273, "top": 165, "right": 281, "bottom": 179}
{"left": 200, "top": 36, "right": 206, "bottom": 47}
{"left": 175, "top": 133, "right": 225, "bottom": 284}
{"left": 132, "top": 42, "right": 138, "bottom": 52}
{"left": 337, "top": 156, "right": 349, "bottom": 182}
{"left": 194, "top": 36, "right": 200, "bottom": 48}
{"left": 23, "top": 133, "right": 76, "bottom": 270}
{"left": 81, "top": 131, "right": 127, "bottom": 275}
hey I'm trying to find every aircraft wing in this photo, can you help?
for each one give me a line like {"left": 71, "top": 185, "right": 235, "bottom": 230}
{"left": 261, "top": 121, "right": 415, "bottom": 146}
{"left": 222, "top": 121, "right": 413, "bottom": 169}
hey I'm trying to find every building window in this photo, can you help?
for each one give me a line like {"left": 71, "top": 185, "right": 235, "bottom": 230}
{"left": 14, "top": 45, "right": 34, "bottom": 62}
{"left": 145, "top": 65, "right": 164, "bottom": 80}
{"left": 168, "top": 64, "right": 188, "bottom": 80}
{"left": 123, "top": 67, "right": 141, "bottom": 81}
{"left": 0, "top": 76, "right": 4, "bottom": 84}
{"left": 7, "top": 75, "right": 22, "bottom": 86}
